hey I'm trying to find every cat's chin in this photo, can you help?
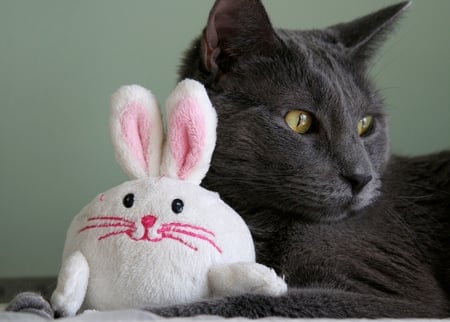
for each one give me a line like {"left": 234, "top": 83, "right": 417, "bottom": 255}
{"left": 298, "top": 192, "right": 379, "bottom": 223}
{"left": 349, "top": 198, "right": 373, "bottom": 212}
{"left": 349, "top": 185, "right": 380, "bottom": 211}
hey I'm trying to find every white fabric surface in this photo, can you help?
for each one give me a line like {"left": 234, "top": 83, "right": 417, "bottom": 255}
{"left": 0, "top": 309, "right": 448, "bottom": 322}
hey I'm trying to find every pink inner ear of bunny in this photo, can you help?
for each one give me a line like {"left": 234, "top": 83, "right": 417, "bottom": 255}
{"left": 120, "top": 102, "right": 151, "bottom": 174}
{"left": 169, "top": 96, "right": 205, "bottom": 180}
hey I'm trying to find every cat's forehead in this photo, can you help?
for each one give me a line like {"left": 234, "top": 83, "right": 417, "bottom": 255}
{"left": 278, "top": 31, "right": 371, "bottom": 104}
{"left": 225, "top": 29, "right": 373, "bottom": 112}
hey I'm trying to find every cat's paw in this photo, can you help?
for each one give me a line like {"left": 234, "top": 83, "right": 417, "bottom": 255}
{"left": 209, "top": 262, "right": 287, "bottom": 297}
{"left": 6, "top": 292, "right": 54, "bottom": 319}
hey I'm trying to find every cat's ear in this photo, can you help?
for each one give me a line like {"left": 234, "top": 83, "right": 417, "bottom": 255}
{"left": 329, "top": 1, "right": 411, "bottom": 65}
{"left": 202, "top": 0, "right": 280, "bottom": 79}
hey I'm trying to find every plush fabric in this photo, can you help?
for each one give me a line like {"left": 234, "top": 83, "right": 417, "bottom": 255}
{"left": 110, "top": 84, "right": 163, "bottom": 179}
{"left": 161, "top": 79, "right": 218, "bottom": 185}
{"left": 50, "top": 79, "right": 286, "bottom": 317}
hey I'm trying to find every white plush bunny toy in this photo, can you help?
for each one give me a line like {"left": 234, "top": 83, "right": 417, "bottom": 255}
{"left": 51, "top": 79, "right": 287, "bottom": 317}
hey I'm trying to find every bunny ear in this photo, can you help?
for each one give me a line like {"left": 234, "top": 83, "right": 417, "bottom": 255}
{"left": 110, "top": 85, "right": 163, "bottom": 179}
{"left": 161, "top": 79, "right": 217, "bottom": 185}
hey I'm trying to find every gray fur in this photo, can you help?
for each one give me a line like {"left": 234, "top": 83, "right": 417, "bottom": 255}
{"left": 6, "top": 292, "right": 54, "bottom": 319}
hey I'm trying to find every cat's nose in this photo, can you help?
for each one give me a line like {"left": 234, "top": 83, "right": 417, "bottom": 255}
{"left": 141, "top": 215, "right": 157, "bottom": 229}
{"left": 341, "top": 173, "right": 372, "bottom": 194}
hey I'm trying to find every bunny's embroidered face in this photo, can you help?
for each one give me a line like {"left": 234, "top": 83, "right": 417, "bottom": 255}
{"left": 61, "top": 174, "right": 254, "bottom": 310}
{"left": 74, "top": 177, "right": 225, "bottom": 254}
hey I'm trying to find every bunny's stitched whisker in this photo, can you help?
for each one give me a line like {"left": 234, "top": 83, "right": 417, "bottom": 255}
{"left": 161, "top": 227, "right": 222, "bottom": 254}
{"left": 78, "top": 223, "right": 135, "bottom": 234}
{"left": 162, "top": 233, "right": 198, "bottom": 251}
{"left": 162, "top": 222, "right": 216, "bottom": 236}
{"left": 88, "top": 216, "right": 135, "bottom": 224}
{"left": 98, "top": 229, "right": 133, "bottom": 241}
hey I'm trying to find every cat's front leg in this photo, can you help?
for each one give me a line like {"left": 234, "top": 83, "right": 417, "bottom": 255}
{"left": 208, "top": 262, "right": 287, "bottom": 297}
{"left": 51, "top": 251, "right": 89, "bottom": 317}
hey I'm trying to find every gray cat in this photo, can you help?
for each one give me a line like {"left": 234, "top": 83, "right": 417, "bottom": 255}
{"left": 151, "top": 0, "right": 450, "bottom": 318}
{"left": 7, "top": 0, "right": 450, "bottom": 319}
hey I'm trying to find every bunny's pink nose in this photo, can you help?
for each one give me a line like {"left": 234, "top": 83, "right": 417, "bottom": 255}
{"left": 141, "top": 215, "right": 157, "bottom": 229}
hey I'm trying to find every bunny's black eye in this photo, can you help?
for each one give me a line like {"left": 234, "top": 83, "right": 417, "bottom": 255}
{"left": 171, "top": 199, "right": 184, "bottom": 214}
{"left": 123, "top": 193, "right": 135, "bottom": 208}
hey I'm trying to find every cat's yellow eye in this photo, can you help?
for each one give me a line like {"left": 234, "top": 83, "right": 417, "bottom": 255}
{"left": 357, "top": 115, "right": 373, "bottom": 136}
{"left": 285, "top": 110, "right": 313, "bottom": 134}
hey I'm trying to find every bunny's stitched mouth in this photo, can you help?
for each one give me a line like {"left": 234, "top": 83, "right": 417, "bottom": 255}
{"left": 78, "top": 216, "right": 222, "bottom": 253}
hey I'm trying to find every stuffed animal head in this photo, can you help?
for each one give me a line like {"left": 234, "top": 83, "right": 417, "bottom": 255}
{"left": 58, "top": 80, "right": 255, "bottom": 312}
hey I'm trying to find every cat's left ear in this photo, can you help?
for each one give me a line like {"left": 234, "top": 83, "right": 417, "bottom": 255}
{"left": 201, "top": 0, "right": 280, "bottom": 80}
{"left": 329, "top": 1, "right": 411, "bottom": 65}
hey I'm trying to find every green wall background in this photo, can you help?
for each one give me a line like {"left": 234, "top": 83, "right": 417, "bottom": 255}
{"left": 1, "top": 0, "right": 449, "bottom": 277}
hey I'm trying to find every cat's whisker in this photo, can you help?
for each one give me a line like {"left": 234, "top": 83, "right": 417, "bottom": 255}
{"left": 385, "top": 192, "right": 442, "bottom": 227}
{"left": 394, "top": 194, "right": 435, "bottom": 200}
{"left": 379, "top": 205, "right": 431, "bottom": 256}
{"left": 385, "top": 181, "right": 450, "bottom": 196}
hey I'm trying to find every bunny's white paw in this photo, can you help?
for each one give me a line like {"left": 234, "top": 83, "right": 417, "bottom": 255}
{"left": 209, "top": 262, "right": 287, "bottom": 297}
{"left": 51, "top": 251, "right": 89, "bottom": 317}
